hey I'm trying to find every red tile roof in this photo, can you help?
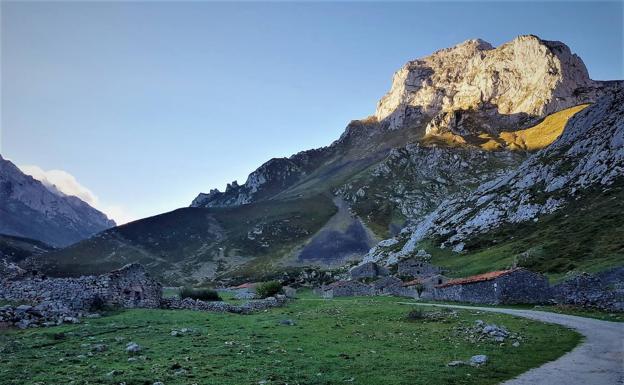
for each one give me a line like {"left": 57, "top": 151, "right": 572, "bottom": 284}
{"left": 436, "top": 268, "right": 522, "bottom": 288}
{"left": 402, "top": 279, "right": 423, "bottom": 287}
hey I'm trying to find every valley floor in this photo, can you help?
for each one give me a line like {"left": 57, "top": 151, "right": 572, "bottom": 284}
{"left": 0, "top": 294, "right": 584, "bottom": 385}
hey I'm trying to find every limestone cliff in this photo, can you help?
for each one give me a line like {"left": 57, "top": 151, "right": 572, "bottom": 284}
{"left": 376, "top": 35, "right": 609, "bottom": 135}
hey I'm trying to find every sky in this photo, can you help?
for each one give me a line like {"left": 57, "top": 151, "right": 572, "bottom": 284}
{"left": 1, "top": 1, "right": 622, "bottom": 224}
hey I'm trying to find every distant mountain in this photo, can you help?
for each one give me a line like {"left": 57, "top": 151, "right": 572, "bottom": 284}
{"left": 42, "top": 35, "right": 622, "bottom": 283}
{"left": 0, "top": 155, "right": 115, "bottom": 247}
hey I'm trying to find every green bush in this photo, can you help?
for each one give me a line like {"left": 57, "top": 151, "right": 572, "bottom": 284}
{"left": 255, "top": 281, "right": 282, "bottom": 298}
{"left": 406, "top": 309, "right": 427, "bottom": 321}
{"left": 180, "top": 287, "right": 222, "bottom": 301}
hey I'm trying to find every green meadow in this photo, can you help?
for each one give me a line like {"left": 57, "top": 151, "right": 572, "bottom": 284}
{"left": 0, "top": 294, "right": 581, "bottom": 385}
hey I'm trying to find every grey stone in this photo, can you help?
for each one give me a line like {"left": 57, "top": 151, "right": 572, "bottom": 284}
{"left": 469, "top": 355, "right": 489, "bottom": 366}
{"left": 125, "top": 342, "right": 141, "bottom": 354}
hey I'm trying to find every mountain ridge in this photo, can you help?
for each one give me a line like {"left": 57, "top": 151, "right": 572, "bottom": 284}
{"left": 37, "top": 35, "right": 623, "bottom": 283}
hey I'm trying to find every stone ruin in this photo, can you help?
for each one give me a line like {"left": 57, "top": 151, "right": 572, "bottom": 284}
{"left": 0, "top": 262, "right": 162, "bottom": 310}
{"left": 0, "top": 261, "right": 162, "bottom": 328}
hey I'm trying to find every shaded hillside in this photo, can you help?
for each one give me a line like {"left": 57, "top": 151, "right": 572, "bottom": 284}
{"left": 40, "top": 195, "right": 336, "bottom": 283}
{"left": 0, "top": 234, "right": 55, "bottom": 264}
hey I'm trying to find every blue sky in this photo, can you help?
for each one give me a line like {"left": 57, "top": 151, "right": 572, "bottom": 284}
{"left": 1, "top": 1, "right": 622, "bottom": 223}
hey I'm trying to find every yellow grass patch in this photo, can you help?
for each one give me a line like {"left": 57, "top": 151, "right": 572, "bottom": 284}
{"left": 480, "top": 104, "right": 589, "bottom": 151}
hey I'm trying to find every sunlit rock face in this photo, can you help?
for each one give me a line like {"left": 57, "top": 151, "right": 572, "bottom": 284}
{"left": 407, "top": 85, "right": 624, "bottom": 249}
{"left": 375, "top": 35, "right": 603, "bottom": 133}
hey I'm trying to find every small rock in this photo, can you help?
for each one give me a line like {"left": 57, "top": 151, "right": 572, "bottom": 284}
{"left": 173, "top": 368, "right": 187, "bottom": 376}
{"left": 512, "top": 341, "right": 520, "bottom": 347}
{"left": 279, "top": 319, "right": 296, "bottom": 326}
{"left": 447, "top": 360, "right": 465, "bottom": 367}
{"left": 92, "top": 344, "right": 108, "bottom": 352}
{"left": 469, "top": 354, "right": 488, "bottom": 367}
{"left": 125, "top": 342, "right": 141, "bottom": 354}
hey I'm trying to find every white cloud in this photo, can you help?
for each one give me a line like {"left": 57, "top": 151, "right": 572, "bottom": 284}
{"left": 18, "top": 165, "right": 134, "bottom": 225}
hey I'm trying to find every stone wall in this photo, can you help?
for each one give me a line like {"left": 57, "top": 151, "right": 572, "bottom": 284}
{"left": 321, "top": 281, "right": 374, "bottom": 298}
{"left": 433, "top": 270, "right": 550, "bottom": 305}
{"left": 0, "top": 263, "right": 162, "bottom": 311}
{"left": 497, "top": 269, "right": 550, "bottom": 304}
{"left": 349, "top": 262, "right": 389, "bottom": 280}
{"left": 551, "top": 267, "right": 624, "bottom": 311}
{"left": 434, "top": 280, "right": 500, "bottom": 304}
{"left": 397, "top": 258, "right": 441, "bottom": 278}
{"left": 161, "top": 295, "right": 288, "bottom": 314}
{"left": 372, "top": 276, "right": 415, "bottom": 297}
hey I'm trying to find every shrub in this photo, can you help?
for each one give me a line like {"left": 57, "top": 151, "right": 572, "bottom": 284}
{"left": 406, "top": 309, "right": 427, "bottom": 321}
{"left": 180, "top": 287, "right": 222, "bottom": 301}
{"left": 255, "top": 281, "right": 282, "bottom": 298}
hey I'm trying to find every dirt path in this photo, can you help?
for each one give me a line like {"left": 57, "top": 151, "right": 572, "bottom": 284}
{"left": 405, "top": 303, "right": 624, "bottom": 385}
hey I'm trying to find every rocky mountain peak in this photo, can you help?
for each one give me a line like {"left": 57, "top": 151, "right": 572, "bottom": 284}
{"left": 375, "top": 35, "right": 600, "bottom": 132}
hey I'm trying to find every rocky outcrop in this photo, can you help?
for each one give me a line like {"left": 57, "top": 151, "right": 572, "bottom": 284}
{"left": 336, "top": 143, "right": 524, "bottom": 233}
{"left": 375, "top": 35, "right": 610, "bottom": 133}
{"left": 401, "top": 85, "right": 623, "bottom": 250}
{"left": 0, "top": 155, "right": 115, "bottom": 247}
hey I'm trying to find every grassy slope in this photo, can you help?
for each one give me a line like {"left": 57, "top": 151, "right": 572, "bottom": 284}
{"left": 0, "top": 296, "right": 580, "bottom": 385}
{"left": 426, "top": 182, "right": 624, "bottom": 282}
{"left": 423, "top": 105, "right": 589, "bottom": 151}
{"left": 41, "top": 195, "right": 337, "bottom": 283}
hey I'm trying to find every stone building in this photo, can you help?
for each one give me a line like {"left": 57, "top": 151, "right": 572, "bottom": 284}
{"left": 403, "top": 274, "right": 448, "bottom": 299}
{"left": 372, "top": 276, "right": 414, "bottom": 297}
{"left": 320, "top": 280, "right": 374, "bottom": 298}
{"left": 551, "top": 267, "right": 624, "bottom": 311}
{"left": 349, "top": 262, "right": 389, "bottom": 280}
{"left": 0, "top": 263, "right": 162, "bottom": 310}
{"left": 397, "top": 257, "right": 442, "bottom": 278}
{"left": 433, "top": 268, "right": 549, "bottom": 305}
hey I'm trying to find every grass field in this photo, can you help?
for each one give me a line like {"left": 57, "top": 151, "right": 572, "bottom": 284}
{"left": 0, "top": 295, "right": 581, "bottom": 385}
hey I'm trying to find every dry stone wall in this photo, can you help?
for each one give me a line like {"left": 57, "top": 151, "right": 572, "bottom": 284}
{"left": 0, "top": 263, "right": 162, "bottom": 311}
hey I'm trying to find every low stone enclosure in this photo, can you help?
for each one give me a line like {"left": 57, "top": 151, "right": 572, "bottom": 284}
{"left": 0, "top": 260, "right": 289, "bottom": 329}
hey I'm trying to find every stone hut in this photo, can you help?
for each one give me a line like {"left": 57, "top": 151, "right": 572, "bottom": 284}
{"left": 372, "top": 276, "right": 413, "bottom": 297}
{"left": 320, "top": 280, "right": 373, "bottom": 298}
{"left": 433, "top": 268, "right": 549, "bottom": 305}
{"left": 104, "top": 264, "right": 162, "bottom": 308}
{"left": 349, "top": 262, "right": 389, "bottom": 281}
{"left": 0, "top": 263, "right": 162, "bottom": 310}
{"left": 403, "top": 274, "right": 448, "bottom": 299}
{"left": 397, "top": 257, "right": 441, "bottom": 278}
